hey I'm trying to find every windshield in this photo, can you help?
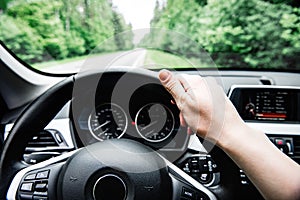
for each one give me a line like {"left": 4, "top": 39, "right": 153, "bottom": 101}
{"left": 0, "top": 0, "right": 299, "bottom": 73}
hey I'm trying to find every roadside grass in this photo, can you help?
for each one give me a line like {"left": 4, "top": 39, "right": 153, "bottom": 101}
{"left": 32, "top": 49, "right": 217, "bottom": 71}
{"left": 143, "top": 50, "right": 216, "bottom": 69}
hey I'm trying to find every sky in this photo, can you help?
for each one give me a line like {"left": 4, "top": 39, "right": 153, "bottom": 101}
{"left": 111, "top": 0, "right": 165, "bottom": 30}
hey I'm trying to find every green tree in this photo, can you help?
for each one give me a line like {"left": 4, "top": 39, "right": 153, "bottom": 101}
{"left": 148, "top": 0, "right": 300, "bottom": 70}
{"left": 7, "top": 1, "right": 69, "bottom": 60}
{"left": 112, "top": 11, "right": 134, "bottom": 50}
{"left": 1, "top": 0, "right": 133, "bottom": 64}
{"left": 0, "top": 15, "right": 44, "bottom": 62}
{"left": 0, "top": 0, "right": 11, "bottom": 11}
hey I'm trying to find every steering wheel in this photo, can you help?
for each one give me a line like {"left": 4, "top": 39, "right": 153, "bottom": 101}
{"left": 0, "top": 68, "right": 218, "bottom": 200}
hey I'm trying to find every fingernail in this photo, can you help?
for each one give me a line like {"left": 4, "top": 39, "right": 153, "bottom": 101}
{"left": 159, "top": 69, "right": 170, "bottom": 81}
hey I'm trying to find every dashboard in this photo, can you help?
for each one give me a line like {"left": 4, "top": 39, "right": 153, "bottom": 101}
{"left": 228, "top": 85, "right": 300, "bottom": 189}
{"left": 3, "top": 69, "right": 300, "bottom": 200}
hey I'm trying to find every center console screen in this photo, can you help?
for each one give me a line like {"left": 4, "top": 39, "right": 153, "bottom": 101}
{"left": 229, "top": 86, "right": 300, "bottom": 123}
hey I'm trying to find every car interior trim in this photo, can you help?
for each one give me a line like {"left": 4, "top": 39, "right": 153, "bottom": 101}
{"left": 247, "top": 122, "right": 300, "bottom": 135}
{"left": 0, "top": 45, "right": 63, "bottom": 85}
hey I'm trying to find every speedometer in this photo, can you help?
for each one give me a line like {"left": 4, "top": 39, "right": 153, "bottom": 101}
{"left": 135, "top": 103, "right": 175, "bottom": 143}
{"left": 88, "top": 103, "right": 127, "bottom": 141}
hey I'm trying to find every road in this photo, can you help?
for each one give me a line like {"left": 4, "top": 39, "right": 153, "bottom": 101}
{"left": 42, "top": 48, "right": 147, "bottom": 74}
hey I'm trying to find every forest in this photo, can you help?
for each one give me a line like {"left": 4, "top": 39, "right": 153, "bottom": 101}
{"left": 144, "top": 0, "right": 300, "bottom": 69}
{"left": 1, "top": 0, "right": 300, "bottom": 70}
{"left": 0, "top": 0, "right": 133, "bottom": 64}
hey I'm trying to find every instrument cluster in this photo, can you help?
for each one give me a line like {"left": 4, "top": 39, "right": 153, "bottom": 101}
{"left": 72, "top": 72, "right": 187, "bottom": 150}
{"left": 88, "top": 102, "right": 176, "bottom": 143}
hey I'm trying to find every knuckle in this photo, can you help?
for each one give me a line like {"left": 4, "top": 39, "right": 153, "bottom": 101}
{"left": 166, "top": 80, "right": 179, "bottom": 96}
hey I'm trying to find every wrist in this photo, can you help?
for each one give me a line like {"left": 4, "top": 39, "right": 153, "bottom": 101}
{"left": 216, "top": 119, "right": 250, "bottom": 151}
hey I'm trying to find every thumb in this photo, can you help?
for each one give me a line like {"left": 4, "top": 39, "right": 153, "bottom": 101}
{"left": 158, "top": 70, "right": 186, "bottom": 107}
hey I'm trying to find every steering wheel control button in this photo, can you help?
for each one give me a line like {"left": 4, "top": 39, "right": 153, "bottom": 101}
{"left": 33, "top": 196, "right": 48, "bottom": 200}
{"left": 33, "top": 191, "right": 48, "bottom": 196}
{"left": 179, "top": 155, "right": 219, "bottom": 186}
{"left": 19, "top": 194, "right": 33, "bottom": 200}
{"left": 197, "top": 193, "right": 210, "bottom": 200}
{"left": 36, "top": 170, "right": 49, "bottom": 179}
{"left": 239, "top": 170, "right": 250, "bottom": 185}
{"left": 93, "top": 174, "right": 127, "bottom": 200}
{"left": 183, "top": 163, "right": 191, "bottom": 173}
{"left": 18, "top": 168, "right": 55, "bottom": 200}
{"left": 24, "top": 173, "right": 36, "bottom": 180}
{"left": 182, "top": 187, "right": 196, "bottom": 199}
{"left": 199, "top": 173, "right": 211, "bottom": 184}
{"left": 20, "top": 182, "right": 34, "bottom": 192}
{"left": 35, "top": 182, "right": 48, "bottom": 191}
{"left": 207, "top": 157, "right": 218, "bottom": 173}
{"left": 180, "top": 187, "right": 209, "bottom": 200}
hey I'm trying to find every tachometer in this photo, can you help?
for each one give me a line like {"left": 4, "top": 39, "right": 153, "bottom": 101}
{"left": 88, "top": 103, "right": 127, "bottom": 141}
{"left": 135, "top": 103, "right": 175, "bottom": 143}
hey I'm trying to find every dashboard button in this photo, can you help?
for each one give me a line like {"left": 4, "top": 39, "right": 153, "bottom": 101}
{"left": 275, "top": 138, "right": 285, "bottom": 146}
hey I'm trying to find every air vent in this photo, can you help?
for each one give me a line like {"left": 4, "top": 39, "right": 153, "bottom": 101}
{"left": 27, "top": 130, "right": 59, "bottom": 148}
{"left": 293, "top": 136, "right": 300, "bottom": 156}
{"left": 24, "top": 129, "right": 69, "bottom": 164}
{"left": 260, "top": 79, "right": 272, "bottom": 85}
{"left": 292, "top": 136, "right": 300, "bottom": 164}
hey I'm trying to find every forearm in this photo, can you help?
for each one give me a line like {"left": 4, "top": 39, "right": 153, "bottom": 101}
{"left": 158, "top": 70, "right": 300, "bottom": 199}
{"left": 218, "top": 123, "right": 300, "bottom": 200}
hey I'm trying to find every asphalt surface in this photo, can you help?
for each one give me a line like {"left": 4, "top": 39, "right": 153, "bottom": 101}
{"left": 42, "top": 48, "right": 147, "bottom": 74}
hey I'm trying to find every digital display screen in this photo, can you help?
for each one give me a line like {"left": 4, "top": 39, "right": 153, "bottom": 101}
{"left": 229, "top": 87, "right": 300, "bottom": 122}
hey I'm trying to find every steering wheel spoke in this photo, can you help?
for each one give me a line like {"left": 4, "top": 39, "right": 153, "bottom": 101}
{"left": 7, "top": 139, "right": 219, "bottom": 200}
{"left": 7, "top": 150, "right": 78, "bottom": 200}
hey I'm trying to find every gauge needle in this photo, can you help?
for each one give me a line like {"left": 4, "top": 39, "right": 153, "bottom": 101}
{"left": 145, "top": 130, "right": 157, "bottom": 137}
{"left": 141, "top": 120, "right": 158, "bottom": 131}
{"left": 94, "top": 120, "right": 111, "bottom": 131}
{"left": 98, "top": 128, "right": 109, "bottom": 136}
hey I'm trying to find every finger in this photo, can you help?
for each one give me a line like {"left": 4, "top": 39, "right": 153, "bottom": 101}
{"left": 187, "top": 127, "right": 193, "bottom": 135}
{"left": 180, "top": 112, "right": 187, "bottom": 127}
{"left": 177, "top": 74, "right": 191, "bottom": 92}
{"left": 158, "top": 70, "right": 186, "bottom": 105}
{"left": 177, "top": 74, "right": 192, "bottom": 92}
